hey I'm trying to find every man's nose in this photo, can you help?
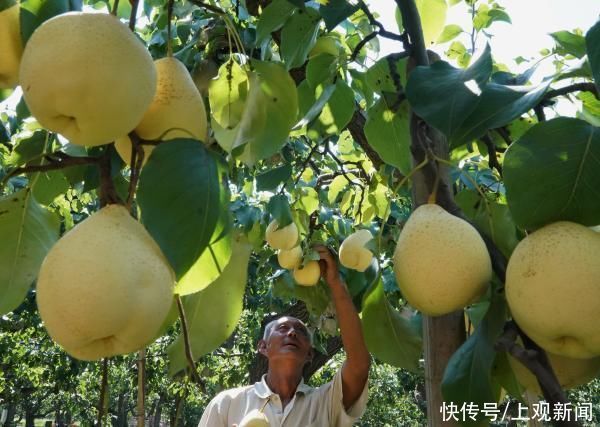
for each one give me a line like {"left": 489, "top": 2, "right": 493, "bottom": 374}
{"left": 287, "top": 328, "right": 297, "bottom": 337}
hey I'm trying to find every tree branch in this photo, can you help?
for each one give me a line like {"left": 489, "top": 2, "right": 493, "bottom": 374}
{"left": 186, "top": 0, "right": 226, "bottom": 15}
{"left": 481, "top": 133, "right": 502, "bottom": 177}
{"left": 495, "top": 321, "right": 582, "bottom": 427}
{"left": 356, "top": 0, "right": 405, "bottom": 42}
{"left": 543, "top": 82, "right": 598, "bottom": 102}
{"left": 175, "top": 295, "right": 206, "bottom": 391}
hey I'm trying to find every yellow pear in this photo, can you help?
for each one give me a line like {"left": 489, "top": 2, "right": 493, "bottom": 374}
{"left": 0, "top": 2, "right": 22, "bottom": 88}
{"left": 19, "top": 12, "right": 156, "bottom": 146}
{"left": 238, "top": 409, "right": 269, "bottom": 427}
{"left": 393, "top": 204, "right": 492, "bottom": 316}
{"left": 339, "top": 229, "right": 374, "bottom": 272}
{"left": 36, "top": 204, "right": 174, "bottom": 361}
{"left": 293, "top": 261, "right": 321, "bottom": 286}
{"left": 265, "top": 220, "right": 298, "bottom": 250}
{"left": 277, "top": 246, "right": 302, "bottom": 269}
{"left": 509, "top": 352, "right": 600, "bottom": 395}
{"left": 114, "top": 56, "right": 208, "bottom": 165}
{"left": 506, "top": 221, "right": 600, "bottom": 359}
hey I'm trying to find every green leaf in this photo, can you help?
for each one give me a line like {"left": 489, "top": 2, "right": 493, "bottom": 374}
{"left": 437, "top": 24, "right": 462, "bottom": 43}
{"left": 20, "top": 0, "right": 72, "bottom": 45}
{"left": 586, "top": 20, "right": 600, "bottom": 93}
{"left": 255, "top": 0, "right": 295, "bottom": 46}
{"left": 366, "top": 56, "right": 407, "bottom": 94}
{"left": 7, "top": 131, "right": 48, "bottom": 167}
{"left": 295, "top": 81, "right": 336, "bottom": 129}
{"left": 364, "top": 98, "right": 411, "bottom": 175}
{"left": 280, "top": 7, "right": 321, "bottom": 70}
{"left": 327, "top": 174, "right": 348, "bottom": 204}
{"left": 406, "top": 45, "right": 492, "bottom": 140}
{"left": 237, "top": 61, "right": 299, "bottom": 165}
{"left": 441, "top": 292, "right": 507, "bottom": 425}
{"left": 488, "top": 9, "right": 511, "bottom": 25}
{"left": 307, "top": 80, "right": 355, "bottom": 137}
{"left": 0, "top": 188, "right": 60, "bottom": 315}
{"left": 137, "top": 140, "right": 222, "bottom": 279}
{"left": 272, "top": 272, "right": 330, "bottom": 317}
{"left": 551, "top": 30, "right": 587, "bottom": 59}
{"left": 417, "top": 0, "right": 447, "bottom": 46}
{"left": 256, "top": 164, "right": 292, "bottom": 191}
{"left": 267, "top": 194, "right": 293, "bottom": 227}
{"left": 361, "top": 279, "right": 422, "bottom": 371}
{"left": 0, "top": 0, "right": 17, "bottom": 12}
{"left": 319, "top": 0, "right": 358, "bottom": 31}
{"left": 167, "top": 235, "right": 252, "bottom": 376}
{"left": 504, "top": 118, "right": 600, "bottom": 229}
{"left": 306, "top": 53, "right": 338, "bottom": 89}
{"left": 455, "top": 190, "right": 519, "bottom": 258}
{"left": 209, "top": 59, "right": 250, "bottom": 152}
{"left": 450, "top": 81, "right": 550, "bottom": 148}
{"left": 31, "top": 169, "right": 69, "bottom": 205}
{"left": 297, "top": 187, "right": 319, "bottom": 215}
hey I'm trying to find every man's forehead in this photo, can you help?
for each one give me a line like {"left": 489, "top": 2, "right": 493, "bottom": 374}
{"left": 275, "top": 316, "right": 307, "bottom": 329}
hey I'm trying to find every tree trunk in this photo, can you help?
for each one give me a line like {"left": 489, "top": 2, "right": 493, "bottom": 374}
{"left": 24, "top": 408, "right": 35, "bottom": 427}
{"left": 115, "top": 393, "right": 127, "bottom": 427}
{"left": 4, "top": 403, "right": 16, "bottom": 427}
{"left": 153, "top": 395, "right": 165, "bottom": 427}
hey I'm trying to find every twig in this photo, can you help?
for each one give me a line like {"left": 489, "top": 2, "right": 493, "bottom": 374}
{"left": 127, "top": 133, "right": 146, "bottom": 210}
{"left": 350, "top": 31, "right": 378, "bottom": 61}
{"left": 291, "top": 142, "right": 322, "bottom": 188}
{"left": 324, "top": 141, "right": 365, "bottom": 190}
{"left": 357, "top": 0, "right": 405, "bottom": 42}
{"left": 495, "top": 321, "right": 582, "bottom": 427}
{"left": 128, "top": 0, "right": 139, "bottom": 31}
{"left": 481, "top": 134, "right": 502, "bottom": 177}
{"left": 186, "top": 0, "right": 226, "bottom": 15}
{"left": 175, "top": 295, "right": 205, "bottom": 390}
{"left": 97, "top": 358, "right": 109, "bottom": 427}
{"left": 543, "top": 82, "right": 598, "bottom": 101}
{"left": 99, "top": 149, "right": 122, "bottom": 207}
{"left": 167, "top": 0, "right": 175, "bottom": 57}
{"left": 534, "top": 104, "right": 547, "bottom": 122}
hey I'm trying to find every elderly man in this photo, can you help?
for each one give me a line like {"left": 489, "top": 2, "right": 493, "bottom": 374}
{"left": 198, "top": 246, "right": 371, "bottom": 426}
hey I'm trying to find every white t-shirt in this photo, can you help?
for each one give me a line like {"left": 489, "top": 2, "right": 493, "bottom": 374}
{"left": 198, "top": 369, "right": 368, "bottom": 427}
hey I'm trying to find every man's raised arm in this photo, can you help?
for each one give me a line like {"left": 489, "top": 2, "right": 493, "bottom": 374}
{"left": 316, "top": 245, "right": 371, "bottom": 410}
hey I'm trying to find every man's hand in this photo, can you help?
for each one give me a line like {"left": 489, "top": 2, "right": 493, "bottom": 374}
{"left": 315, "top": 245, "right": 343, "bottom": 287}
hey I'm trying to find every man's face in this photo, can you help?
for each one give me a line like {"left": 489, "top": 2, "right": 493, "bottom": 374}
{"left": 258, "top": 317, "right": 313, "bottom": 365}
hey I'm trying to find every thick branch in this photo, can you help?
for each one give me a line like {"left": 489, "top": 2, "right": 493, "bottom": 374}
{"left": 543, "top": 82, "right": 598, "bottom": 102}
{"left": 481, "top": 134, "right": 502, "bottom": 177}
{"left": 394, "top": 0, "right": 429, "bottom": 66}
{"left": 186, "top": 0, "right": 226, "bottom": 15}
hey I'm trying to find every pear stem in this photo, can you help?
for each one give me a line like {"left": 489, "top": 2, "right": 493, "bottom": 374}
{"left": 167, "top": 0, "right": 174, "bottom": 57}
{"left": 110, "top": 0, "right": 119, "bottom": 16}
{"left": 175, "top": 295, "right": 205, "bottom": 388}
{"left": 126, "top": 132, "right": 145, "bottom": 211}
{"left": 128, "top": 0, "right": 139, "bottom": 31}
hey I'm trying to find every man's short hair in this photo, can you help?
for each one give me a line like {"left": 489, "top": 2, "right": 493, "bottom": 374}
{"left": 262, "top": 316, "right": 314, "bottom": 345}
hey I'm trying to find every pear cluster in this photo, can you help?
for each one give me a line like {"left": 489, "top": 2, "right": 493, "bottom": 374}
{"left": 393, "top": 203, "right": 492, "bottom": 316}
{"left": 265, "top": 219, "right": 320, "bottom": 286}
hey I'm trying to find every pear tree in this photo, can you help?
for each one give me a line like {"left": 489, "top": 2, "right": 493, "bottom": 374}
{"left": 1, "top": 0, "right": 600, "bottom": 425}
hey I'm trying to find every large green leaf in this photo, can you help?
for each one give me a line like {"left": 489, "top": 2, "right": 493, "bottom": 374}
{"left": 406, "top": 45, "right": 492, "bottom": 140}
{"left": 365, "top": 55, "right": 407, "bottom": 95}
{"left": 167, "top": 236, "right": 252, "bottom": 376}
{"left": 319, "top": 0, "right": 358, "bottom": 31}
{"left": 306, "top": 53, "right": 338, "bottom": 89}
{"left": 451, "top": 81, "right": 551, "bottom": 148}
{"left": 437, "top": 24, "right": 462, "bottom": 43}
{"left": 361, "top": 279, "right": 422, "bottom": 371}
{"left": 255, "top": 0, "right": 295, "bottom": 46}
{"left": 586, "top": 20, "right": 600, "bottom": 93}
{"left": 0, "top": 188, "right": 59, "bottom": 315}
{"left": 504, "top": 118, "right": 600, "bottom": 229}
{"left": 301, "top": 79, "right": 355, "bottom": 138}
{"left": 280, "top": 7, "right": 321, "bottom": 70}
{"left": 237, "top": 61, "right": 299, "bottom": 165}
{"left": 441, "top": 292, "right": 507, "bottom": 426}
{"left": 256, "top": 164, "right": 292, "bottom": 191}
{"left": 364, "top": 98, "right": 411, "bottom": 175}
{"left": 137, "top": 139, "right": 222, "bottom": 279}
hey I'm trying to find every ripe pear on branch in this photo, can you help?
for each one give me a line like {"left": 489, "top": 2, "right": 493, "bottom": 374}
{"left": 293, "top": 260, "right": 321, "bottom": 287}
{"left": 114, "top": 56, "right": 209, "bottom": 165}
{"left": 36, "top": 204, "right": 174, "bottom": 361}
{"left": 277, "top": 245, "right": 302, "bottom": 269}
{"left": 508, "top": 352, "right": 600, "bottom": 395}
{"left": 265, "top": 219, "right": 298, "bottom": 250}
{"left": 0, "top": 2, "right": 22, "bottom": 88}
{"left": 19, "top": 12, "right": 156, "bottom": 146}
{"left": 339, "top": 229, "right": 374, "bottom": 272}
{"left": 506, "top": 221, "right": 600, "bottom": 359}
{"left": 393, "top": 203, "right": 492, "bottom": 316}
